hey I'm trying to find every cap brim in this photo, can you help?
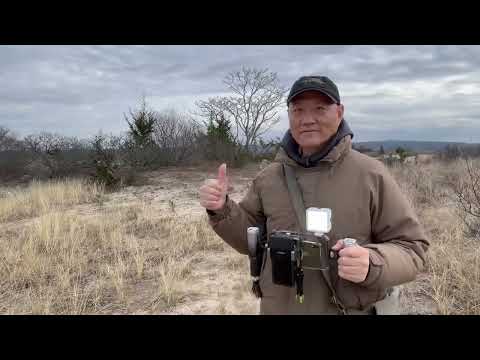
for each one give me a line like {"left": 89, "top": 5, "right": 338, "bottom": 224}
{"left": 287, "top": 87, "right": 338, "bottom": 104}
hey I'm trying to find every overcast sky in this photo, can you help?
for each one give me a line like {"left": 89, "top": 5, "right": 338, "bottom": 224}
{"left": 1, "top": 45, "right": 480, "bottom": 143}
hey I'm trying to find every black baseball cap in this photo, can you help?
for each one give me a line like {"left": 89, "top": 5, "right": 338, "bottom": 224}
{"left": 287, "top": 76, "right": 340, "bottom": 105}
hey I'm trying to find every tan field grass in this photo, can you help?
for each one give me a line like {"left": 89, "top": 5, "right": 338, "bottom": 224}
{"left": 0, "top": 178, "right": 242, "bottom": 314}
{"left": 389, "top": 159, "right": 480, "bottom": 314}
{"left": 0, "top": 179, "right": 105, "bottom": 223}
{"left": 0, "top": 158, "right": 479, "bottom": 314}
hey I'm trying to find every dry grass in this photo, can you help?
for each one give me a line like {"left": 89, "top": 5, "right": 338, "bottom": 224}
{"left": 0, "top": 179, "right": 228, "bottom": 314}
{"left": 388, "top": 161, "right": 450, "bottom": 209}
{"left": 0, "top": 178, "right": 105, "bottom": 223}
{"left": 388, "top": 159, "right": 480, "bottom": 314}
{"left": 427, "top": 220, "right": 480, "bottom": 314}
{"left": 1, "top": 158, "right": 479, "bottom": 315}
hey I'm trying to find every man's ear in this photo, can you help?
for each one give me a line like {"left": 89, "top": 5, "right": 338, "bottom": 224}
{"left": 337, "top": 104, "right": 344, "bottom": 120}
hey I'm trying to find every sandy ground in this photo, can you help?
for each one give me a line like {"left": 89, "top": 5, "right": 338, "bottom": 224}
{"left": 107, "top": 163, "right": 261, "bottom": 315}
{"left": 108, "top": 163, "right": 259, "bottom": 218}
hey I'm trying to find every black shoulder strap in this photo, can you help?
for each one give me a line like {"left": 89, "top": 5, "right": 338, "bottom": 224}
{"left": 282, "top": 163, "right": 347, "bottom": 315}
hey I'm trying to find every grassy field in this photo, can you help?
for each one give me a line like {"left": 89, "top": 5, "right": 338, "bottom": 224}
{"left": 0, "top": 159, "right": 478, "bottom": 314}
{"left": 0, "top": 169, "right": 257, "bottom": 314}
{"left": 389, "top": 159, "right": 480, "bottom": 314}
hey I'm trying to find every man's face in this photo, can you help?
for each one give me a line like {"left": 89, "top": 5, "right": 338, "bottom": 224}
{"left": 288, "top": 90, "right": 344, "bottom": 156}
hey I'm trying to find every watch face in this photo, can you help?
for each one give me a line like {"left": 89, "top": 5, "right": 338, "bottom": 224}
{"left": 306, "top": 207, "right": 332, "bottom": 234}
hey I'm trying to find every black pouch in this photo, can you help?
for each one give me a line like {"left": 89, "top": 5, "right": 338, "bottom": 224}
{"left": 268, "top": 232, "right": 296, "bottom": 287}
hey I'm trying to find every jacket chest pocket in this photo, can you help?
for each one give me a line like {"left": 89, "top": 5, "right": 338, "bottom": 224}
{"left": 320, "top": 200, "right": 373, "bottom": 246}
{"left": 262, "top": 187, "right": 299, "bottom": 233}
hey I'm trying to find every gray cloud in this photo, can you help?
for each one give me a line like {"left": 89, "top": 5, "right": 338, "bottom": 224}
{"left": 1, "top": 45, "right": 480, "bottom": 142}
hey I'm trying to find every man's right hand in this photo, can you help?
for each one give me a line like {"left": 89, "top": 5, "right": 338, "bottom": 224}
{"left": 199, "top": 163, "right": 228, "bottom": 211}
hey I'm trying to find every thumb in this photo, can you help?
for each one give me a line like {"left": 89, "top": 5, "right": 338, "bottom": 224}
{"left": 217, "top": 163, "right": 227, "bottom": 187}
{"left": 331, "top": 239, "right": 345, "bottom": 251}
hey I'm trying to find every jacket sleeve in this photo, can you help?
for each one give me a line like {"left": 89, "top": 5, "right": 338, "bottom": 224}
{"left": 206, "top": 178, "right": 266, "bottom": 255}
{"left": 360, "top": 165, "right": 430, "bottom": 290}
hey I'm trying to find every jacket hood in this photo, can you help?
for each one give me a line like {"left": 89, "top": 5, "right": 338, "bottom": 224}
{"left": 277, "top": 119, "right": 354, "bottom": 168}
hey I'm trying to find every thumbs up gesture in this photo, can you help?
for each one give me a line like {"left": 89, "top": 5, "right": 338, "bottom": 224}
{"left": 199, "top": 163, "right": 228, "bottom": 211}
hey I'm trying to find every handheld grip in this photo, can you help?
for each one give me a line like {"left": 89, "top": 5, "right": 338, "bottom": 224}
{"left": 247, "top": 227, "right": 263, "bottom": 278}
{"left": 247, "top": 227, "right": 259, "bottom": 255}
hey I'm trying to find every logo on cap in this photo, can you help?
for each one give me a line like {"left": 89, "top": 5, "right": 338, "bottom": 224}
{"left": 303, "top": 78, "right": 324, "bottom": 86}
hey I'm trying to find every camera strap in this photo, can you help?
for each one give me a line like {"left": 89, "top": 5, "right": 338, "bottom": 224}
{"left": 282, "top": 163, "right": 348, "bottom": 315}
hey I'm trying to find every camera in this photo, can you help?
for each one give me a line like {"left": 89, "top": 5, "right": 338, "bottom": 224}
{"left": 268, "top": 230, "right": 300, "bottom": 287}
{"left": 267, "top": 230, "right": 330, "bottom": 286}
{"left": 247, "top": 208, "right": 334, "bottom": 302}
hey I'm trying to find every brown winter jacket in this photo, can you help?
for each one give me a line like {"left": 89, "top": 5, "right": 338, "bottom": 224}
{"left": 207, "top": 135, "right": 429, "bottom": 314}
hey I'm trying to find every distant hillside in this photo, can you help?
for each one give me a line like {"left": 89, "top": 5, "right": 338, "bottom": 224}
{"left": 260, "top": 133, "right": 480, "bottom": 155}
{"left": 353, "top": 140, "right": 474, "bottom": 153}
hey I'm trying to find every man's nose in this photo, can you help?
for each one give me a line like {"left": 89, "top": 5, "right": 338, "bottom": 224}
{"left": 299, "top": 112, "right": 316, "bottom": 125}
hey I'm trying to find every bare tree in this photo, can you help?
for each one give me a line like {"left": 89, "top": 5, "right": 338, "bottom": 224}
{"left": 196, "top": 67, "right": 287, "bottom": 152}
{"left": 152, "top": 109, "right": 201, "bottom": 165}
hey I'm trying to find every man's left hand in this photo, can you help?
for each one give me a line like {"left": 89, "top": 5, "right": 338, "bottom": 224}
{"left": 332, "top": 239, "right": 370, "bottom": 283}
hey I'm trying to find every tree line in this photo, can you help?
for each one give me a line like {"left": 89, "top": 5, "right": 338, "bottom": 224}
{"left": 0, "top": 67, "right": 285, "bottom": 188}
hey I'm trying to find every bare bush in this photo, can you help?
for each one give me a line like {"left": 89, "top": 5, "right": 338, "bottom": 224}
{"left": 121, "top": 138, "right": 160, "bottom": 171}
{"left": 0, "top": 126, "right": 31, "bottom": 182}
{"left": 0, "top": 126, "right": 22, "bottom": 151}
{"left": 251, "top": 136, "right": 282, "bottom": 161}
{"left": 387, "top": 162, "right": 448, "bottom": 209}
{"left": 449, "top": 157, "right": 480, "bottom": 238}
{"left": 152, "top": 109, "right": 201, "bottom": 166}
{"left": 0, "top": 126, "right": 93, "bottom": 184}
{"left": 23, "top": 132, "right": 82, "bottom": 179}
{"left": 90, "top": 133, "right": 123, "bottom": 188}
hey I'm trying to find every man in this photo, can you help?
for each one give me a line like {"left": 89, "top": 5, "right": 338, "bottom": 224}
{"left": 199, "top": 75, "right": 429, "bottom": 315}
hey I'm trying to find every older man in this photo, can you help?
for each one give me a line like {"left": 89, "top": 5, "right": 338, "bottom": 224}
{"left": 199, "top": 75, "right": 429, "bottom": 315}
